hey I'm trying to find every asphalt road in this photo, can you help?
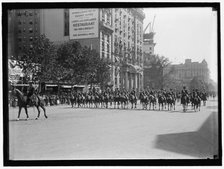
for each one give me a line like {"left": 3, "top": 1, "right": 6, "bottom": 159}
{"left": 8, "top": 99, "right": 219, "bottom": 160}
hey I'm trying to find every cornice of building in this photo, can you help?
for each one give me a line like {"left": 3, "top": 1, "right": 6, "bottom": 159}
{"left": 131, "top": 8, "right": 145, "bottom": 20}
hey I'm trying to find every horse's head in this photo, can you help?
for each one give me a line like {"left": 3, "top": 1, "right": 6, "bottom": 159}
{"left": 11, "top": 87, "right": 21, "bottom": 97}
{"left": 11, "top": 88, "right": 25, "bottom": 102}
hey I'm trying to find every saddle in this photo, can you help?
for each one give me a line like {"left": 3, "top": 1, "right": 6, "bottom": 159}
{"left": 27, "top": 94, "right": 39, "bottom": 106}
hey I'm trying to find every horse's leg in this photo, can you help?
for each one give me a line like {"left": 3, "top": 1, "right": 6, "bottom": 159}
{"left": 184, "top": 104, "right": 186, "bottom": 112}
{"left": 35, "top": 106, "right": 41, "bottom": 120}
{"left": 24, "top": 107, "right": 29, "bottom": 120}
{"left": 17, "top": 106, "right": 22, "bottom": 121}
{"left": 41, "top": 105, "right": 47, "bottom": 118}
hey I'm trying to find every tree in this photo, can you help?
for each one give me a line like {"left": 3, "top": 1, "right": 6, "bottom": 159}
{"left": 144, "top": 54, "right": 170, "bottom": 89}
{"left": 189, "top": 76, "right": 207, "bottom": 92}
{"left": 11, "top": 35, "right": 57, "bottom": 82}
{"left": 56, "top": 41, "right": 110, "bottom": 87}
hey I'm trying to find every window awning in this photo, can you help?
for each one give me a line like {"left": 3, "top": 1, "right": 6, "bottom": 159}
{"left": 73, "top": 85, "right": 85, "bottom": 88}
{"left": 46, "top": 84, "right": 58, "bottom": 87}
{"left": 61, "top": 85, "right": 72, "bottom": 88}
{"left": 13, "top": 84, "right": 29, "bottom": 87}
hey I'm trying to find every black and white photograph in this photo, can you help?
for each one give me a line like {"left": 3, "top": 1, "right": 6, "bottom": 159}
{"left": 3, "top": 2, "right": 221, "bottom": 166}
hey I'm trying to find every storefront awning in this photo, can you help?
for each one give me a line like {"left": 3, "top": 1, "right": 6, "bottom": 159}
{"left": 46, "top": 84, "right": 58, "bottom": 87}
{"left": 61, "top": 85, "right": 72, "bottom": 88}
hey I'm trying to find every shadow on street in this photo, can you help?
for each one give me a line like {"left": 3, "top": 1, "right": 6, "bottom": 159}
{"left": 154, "top": 111, "right": 219, "bottom": 158}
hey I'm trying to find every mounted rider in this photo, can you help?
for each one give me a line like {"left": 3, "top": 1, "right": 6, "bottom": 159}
{"left": 92, "top": 86, "right": 96, "bottom": 94}
{"left": 27, "top": 81, "right": 36, "bottom": 105}
{"left": 181, "top": 86, "right": 189, "bottom": 97}
{"left": 181, "top": 86, "right": 189, "bottom": 104}
{"left": 131, "top": 88, "right": 136, "bottom": 95}
{"left": 162, "top": 88, "right": 168, "bottom": 97}
{"left": 192, "top": 89, "right": 198, "bottom": 98}
{"left": 169, "top": 88, "right": 175, "bottom": 98}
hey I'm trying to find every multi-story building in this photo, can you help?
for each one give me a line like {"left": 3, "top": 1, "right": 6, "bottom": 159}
{"left": 8, "top": 8, "right": 145, "bottom": 91}
{"left": 164, "top": 59, "right": 210, "bottom": 85}
{"left": 112, "top": 8, "right": 145, "bottom": 91}
{"left": 143, "top": 28, "right": 160, "bottom": 89}
{"left": 11, "top": 9, "right": 41, "bottom": 57}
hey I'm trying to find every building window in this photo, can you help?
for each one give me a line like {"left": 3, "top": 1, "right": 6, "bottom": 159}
{"left": 107, "top": 44, "right": 110, "bottom": 52}
{"left": 18, "top": 29, "right": 22, "bottom": 33}
{"left": 24, "top": 10, "right": 28, "bottom": 16}
{"left": 107, "top": 13, "right": 110, "bottom": 24}
{"left": 29, "top": 12, "right": 33, "bottom": 16}
{"left": 18, "top": 20, "right": 22, "bottom": 25}
{"left": 18, "top": 37, "right": 22, "bottom": 42}
{"left": 23, "top": 28, "right": 26, "bottom": 32}
{"left": 29, "top": 28, "right": 33, "bottom": 33}
{"left": 17, "top": 11, "right": 22, "bottom": 16}
{"left": 107, "top": 53, "right": 110, "bottom": 60}
{"left": 29, "top": 20, "right": 33, "bottom": 25}
{"left": 29, "top": 37, "right": 33, "bottom": 41}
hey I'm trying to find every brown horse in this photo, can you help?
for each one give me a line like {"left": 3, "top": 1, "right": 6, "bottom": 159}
{"left": 11, "top": 88, "right": 48, "bottom": 120}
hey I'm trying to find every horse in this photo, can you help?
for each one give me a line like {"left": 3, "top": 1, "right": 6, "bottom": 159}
{"left": 86, "top": 94, "right": 93, "bottom": 108}
{"left": 113, "top": 93, "right": 121, "bottom": 109}
{"left": 129, "top": 93, "right": 137, "bottom": 109}
{"left": 70, "top": 93, "right": 77, "bottom": 108}
{"left": 166, "top": 94, "right": 176, "bottom": 111}
{"left": 103, "top": 93, "right": 110, "bottom": 109}
{"left": 109, "top": 93, "right": 114, "bottom": 107}
{"left": 121, "top": 93, "right": 129, "bottom": 109}
{"left": 77, "top": 93, "right": 85, "bottom": 107}
{"left": 158, "top": 93, "right": 166, "bottom": 111}
{"left": 201, "top": 93, "right": 207, "bottom": 106}
{"left": 191, "top": 94, "right": 201, "bottom": 111}
{"left": 94, "top": 93, "right": 100, "bottom": 108}
{"left": 148, "top": 94, "right": 157, "bottom": 110}
{"left": 99, "top": 93, "right": 105, "bottom": 108}
{"left": 11, "top": 88, "right": 47, "bottom": 120}
{"left": 181, "top": 94, "right": 190, "bottom": 112}
{"left": 139, "top": 93, "right": 149, "bottom": 110}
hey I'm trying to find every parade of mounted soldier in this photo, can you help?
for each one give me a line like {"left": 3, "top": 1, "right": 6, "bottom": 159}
{"left": 10, "top": 78, "right": 210, "bottom": 118}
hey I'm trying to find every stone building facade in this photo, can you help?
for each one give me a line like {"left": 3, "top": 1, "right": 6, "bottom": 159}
{"left": 8, "top": 8, "right": 145, "bottom": 91}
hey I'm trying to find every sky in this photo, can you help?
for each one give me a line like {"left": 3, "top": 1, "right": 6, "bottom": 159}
{"left": 143, "top": 8, "right": 218, "bottom": 82}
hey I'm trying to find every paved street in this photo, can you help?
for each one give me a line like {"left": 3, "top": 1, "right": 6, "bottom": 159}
{"left": 8, "top": 99, "right": 219, "bottom": 160}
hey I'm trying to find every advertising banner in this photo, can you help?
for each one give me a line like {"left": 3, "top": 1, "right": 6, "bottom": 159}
{"left": 69, "top": 8, "right": 99, "bottom": 39}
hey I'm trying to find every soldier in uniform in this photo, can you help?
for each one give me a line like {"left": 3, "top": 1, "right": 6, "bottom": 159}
{"left": 181, "top": 86, "right": 189, "bottom": 96}
{"left": 181, "top": 86, "right": 189, "bottom": 104}
{"left": 27, "top": 81, "right": 35, "bottom": 105}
